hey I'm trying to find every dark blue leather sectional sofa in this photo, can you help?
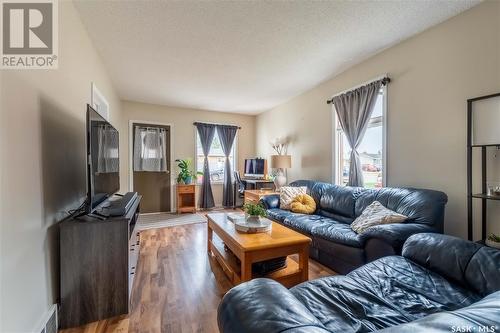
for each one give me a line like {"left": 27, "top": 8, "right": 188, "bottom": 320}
{"left": 218, "top": 233, "right": 500, "bottom": 333}
{"left": 260, "top": 180, "right": 448, "bottom": 274}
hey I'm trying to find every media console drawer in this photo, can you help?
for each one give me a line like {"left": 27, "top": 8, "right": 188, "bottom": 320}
{"left": 177, "top": 184, "right": 195, "bottom": 193}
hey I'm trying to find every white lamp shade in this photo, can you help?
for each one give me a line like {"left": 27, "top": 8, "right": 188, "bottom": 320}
{"left": 271, "top": 155, "right": 291, "bottom": 169}
{"left": 472, "top": 95, "right": 500, "bottom": 145}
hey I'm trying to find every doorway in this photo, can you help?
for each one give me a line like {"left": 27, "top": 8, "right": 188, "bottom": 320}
{"left": 131, "top": 122, "right": 172, "bottom": 213}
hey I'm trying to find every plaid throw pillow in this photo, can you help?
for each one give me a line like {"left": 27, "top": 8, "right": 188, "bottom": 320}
{"left": 351, "top": 201, "right": 407, "bottom": 234}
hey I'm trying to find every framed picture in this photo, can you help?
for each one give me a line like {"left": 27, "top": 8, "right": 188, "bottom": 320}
{"left": 91, "top": 82, "right": 109, "bottom": 120}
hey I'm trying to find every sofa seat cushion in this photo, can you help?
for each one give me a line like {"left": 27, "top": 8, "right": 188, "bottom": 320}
{"left": 312, "top": 221, "right": 364, "bottom": 247}
{"left": 377, "top": 291, "right": 500, "bottom": 333}
{"left": 348, "top": 256, "right": 481, "bottom": 315}
{"left": 290, "top": 256, "right": 480, "bottom": 332}
{"left": 282, "top": 214, "right": 333, "bottom": 235}
{"left": 266, "top": 208, "right": 295, "bottom": 223}
{"left": 291, "top": 275, "right": 402, "bottom": 332}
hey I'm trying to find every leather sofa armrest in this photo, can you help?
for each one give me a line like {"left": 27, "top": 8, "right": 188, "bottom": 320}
{"left": 359, "top": 223, "right": 436, "bottom": 251}
{"left": 259, "top": 194, "right": 280, "bottom": 209}
{"left": 401, "top": 233, "right": 486, "bottom": 290}
{"left": 218, "top": 279, "right": 328, "bottom": 333}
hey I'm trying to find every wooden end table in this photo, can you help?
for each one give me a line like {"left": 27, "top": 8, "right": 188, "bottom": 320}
{"left": 207, "top": 213, "right": 311, "bottom": 288}
{"left": 176, "top": 184, "right": 196, "bottom": 214}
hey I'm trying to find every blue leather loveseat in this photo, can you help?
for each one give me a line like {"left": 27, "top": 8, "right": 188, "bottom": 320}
{"left": 218, "top": 233, "right": 500, "bottom": 333}
{"left": 260, "top": 180, "right": 448, "bottom": 274}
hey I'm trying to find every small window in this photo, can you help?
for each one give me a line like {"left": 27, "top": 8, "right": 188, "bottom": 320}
{"left": 195, "top": 130, "right": 237, "bottom": 183}
{"left": 335, "top": 87, "right": 386, "bottom": 188}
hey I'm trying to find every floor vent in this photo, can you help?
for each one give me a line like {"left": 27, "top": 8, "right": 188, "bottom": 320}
{"left": 39, "top": 305, "right": 58, "bottom": 333}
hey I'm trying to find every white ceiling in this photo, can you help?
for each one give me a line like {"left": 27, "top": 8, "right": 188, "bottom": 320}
{"left": 74, "top": 0, "right": 480, "bottom": 115}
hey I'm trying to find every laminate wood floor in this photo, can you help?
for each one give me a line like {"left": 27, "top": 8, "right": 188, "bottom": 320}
{"left": 60, "top": 221, "right": 334, "bottom": 333}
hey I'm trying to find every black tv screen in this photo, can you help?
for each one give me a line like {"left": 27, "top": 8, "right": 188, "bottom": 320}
{"left": 86, "top": 104, "right": 119, "bottom": 213}
{"left": 244, "top": 158, "right": 265, "bottom": 177}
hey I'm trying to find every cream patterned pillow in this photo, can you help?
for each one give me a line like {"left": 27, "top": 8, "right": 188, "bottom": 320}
{"left": 280, "top": 186, "right": 307, "bottom": 210}
{"left": 351, "top": 201, "right": 407, "bottom": 234}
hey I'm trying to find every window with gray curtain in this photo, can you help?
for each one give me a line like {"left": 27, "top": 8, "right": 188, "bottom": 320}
{"left": 217, "top": 124, "right": 238, "bottom": 207}
{"left": 195, "top": 131, "right": 236, "bottom": 182}
{"left": 196, "top": 123, "right": 216, "bottom": 209}
{"left": 133, "top": 126, "right": 168, "bottom": 172}
{"left": 332, "top": 79, "right": 385, "bottom": 187}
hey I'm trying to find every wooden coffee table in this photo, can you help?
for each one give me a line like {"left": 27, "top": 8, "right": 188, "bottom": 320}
{"left": 207, "top": 213, "right": 311, "bottom": 288}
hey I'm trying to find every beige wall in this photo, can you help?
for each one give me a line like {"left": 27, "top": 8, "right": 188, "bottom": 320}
{"left": 121, "top": 101, "right": 256, "bottom": 208}
{"left": 257, "top": 1, "right": 500, "bottom": 239}
{"left": 0, "top": 2, "right": 121, "bottom": 332}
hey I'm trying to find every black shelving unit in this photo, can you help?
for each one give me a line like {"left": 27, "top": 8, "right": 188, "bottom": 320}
{"left": 467, "top": 92, "right": 500, "bottom": 241}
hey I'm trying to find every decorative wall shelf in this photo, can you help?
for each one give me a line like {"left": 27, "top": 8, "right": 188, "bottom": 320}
{"left": 467, "top": 92, "right": 500, "bottom": 241}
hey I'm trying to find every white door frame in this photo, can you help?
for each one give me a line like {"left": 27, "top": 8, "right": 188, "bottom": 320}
{"left": 129, "top": 120, "right": 175, "bottom": 213}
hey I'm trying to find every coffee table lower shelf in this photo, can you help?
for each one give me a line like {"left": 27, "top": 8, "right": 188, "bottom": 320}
{"left": 209, "top": 236, "right": 303, "bottom": 288}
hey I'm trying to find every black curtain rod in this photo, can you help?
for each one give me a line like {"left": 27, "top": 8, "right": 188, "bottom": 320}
{"left": 326, "top": 77, "right": 391, "bottom": 104}
{"left": 193, "top": 122, "right": 241, "bottom": 129}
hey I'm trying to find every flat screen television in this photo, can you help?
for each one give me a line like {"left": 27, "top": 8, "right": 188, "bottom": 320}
{"left": 86, "top": 104, "right": 120, "bottom": 213}
{"left": 244, "top": 158, "right": 266, "bottom": 178}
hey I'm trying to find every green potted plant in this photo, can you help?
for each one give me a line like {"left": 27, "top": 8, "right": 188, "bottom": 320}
{"left": 175, "top": 159, "right": 200, "bottom": 184}
{"left": 486, "top": 233, "right": 500, "bottom": 249}
{"left": 243, "top": 202, "right": 267, "bottom": 223}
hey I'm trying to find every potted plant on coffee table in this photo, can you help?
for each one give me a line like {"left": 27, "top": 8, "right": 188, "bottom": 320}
{"left": 243, "top": 203, "right": 267, "bottom": 224}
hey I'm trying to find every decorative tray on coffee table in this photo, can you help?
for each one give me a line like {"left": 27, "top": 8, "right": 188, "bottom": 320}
{"left": 234, "top": 219, "right": 272, "bottom": 233}
{"left": 227, "top": 214, "right": 272, "bottom": 233}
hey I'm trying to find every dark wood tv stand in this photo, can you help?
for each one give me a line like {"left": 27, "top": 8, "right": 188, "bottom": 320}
{"left": 59, "top": 195, "right": 142, "bottom": 329}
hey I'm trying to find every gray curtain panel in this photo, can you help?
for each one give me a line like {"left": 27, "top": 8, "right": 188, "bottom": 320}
{"left": 217, "top": 125, "right": 238, "bottom": 207}
{"left": 133, "top": 126, "right": 168, "bottom": 172}
{"left": 196, "top": 123, "right": 216, "bottom": 209}
{"left": 332, "top": 79, "right": 383, "bottom": 187}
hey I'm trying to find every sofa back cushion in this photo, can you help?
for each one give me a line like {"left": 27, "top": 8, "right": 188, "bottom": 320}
{"left": 289, "top": 180, "right": 328, "bottom": 205}
{"left": 403, "top": 233, "right": 500, "bottom": 297}
{"left": 318, "top": 186, "right": 360, "bottom": 223}
{"left": 289, "top": 181, "right": 447, "bottom": 228}
{"left": 355, "top": 187, "right": 447, "bottom": 231}
{"left": 290, "top": 180, "right": 359, "bottom": 223}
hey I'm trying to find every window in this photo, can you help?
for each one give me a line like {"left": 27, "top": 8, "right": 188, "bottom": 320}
{"left": 335, "top": 87, "right": 386, "bottom": 188}
{"left": 195, "top": 130, "right": 237, "bottom": 183}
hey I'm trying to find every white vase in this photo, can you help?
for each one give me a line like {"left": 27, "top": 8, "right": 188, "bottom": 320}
{"left": 274, "top": 173, "right": 287, "bottom": 190}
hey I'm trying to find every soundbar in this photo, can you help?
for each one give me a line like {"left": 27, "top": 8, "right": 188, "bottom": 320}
{"left": 105, "top": 192, "right": 138, "bottom": 217}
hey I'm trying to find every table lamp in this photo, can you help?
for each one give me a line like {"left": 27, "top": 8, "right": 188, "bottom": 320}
{"left": 271, "top": 155, "right": 291, "bottom": 190}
